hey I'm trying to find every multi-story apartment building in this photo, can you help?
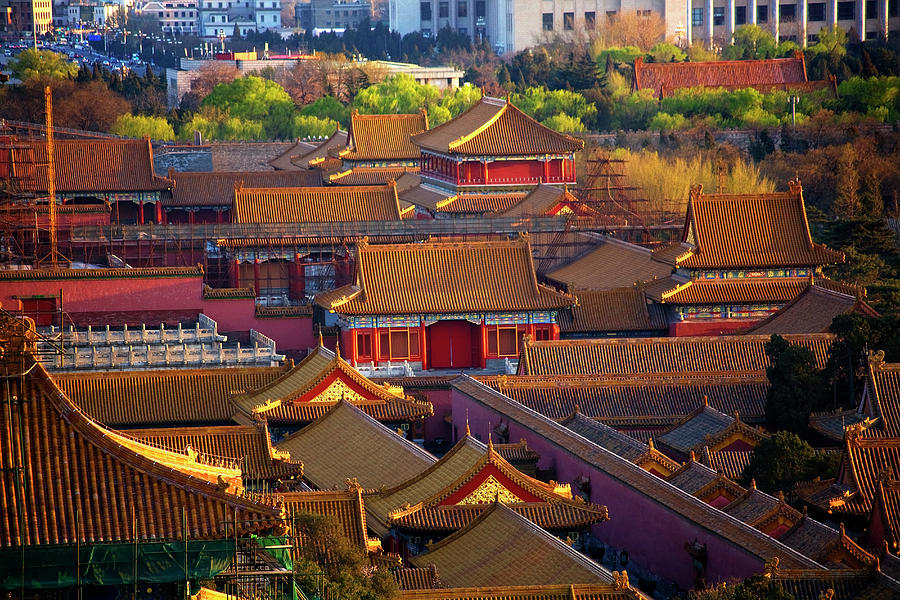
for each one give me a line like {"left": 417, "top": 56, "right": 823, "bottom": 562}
{"left": 2, "top": 0, "right": 54, "bottom": 34}
{"left": 196, "top": 0, "right": 280, "bottom": 37}
{"left": 390, "top": 0, "right": 898, "bottom": 54}
{"left": 308, "top": 0, "right": 371, "bottom": 30}
{"left": 135, "top": 0, "right": 199, "bottom": 34}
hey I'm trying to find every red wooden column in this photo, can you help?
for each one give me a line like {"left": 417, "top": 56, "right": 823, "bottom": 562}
{"left": 483, "top": 161, "right": 490, "bottom": 184}
{"left": 231, "top": 259, "right": 241, "bottom": 288}
{"left": 371, "top": 325, "right": 379, "bottom": 367}
{"left": 542, "top": 158, "right": 549, "bottom": 183}
{"left": 570, "top": 158, "right": 576, "bottom": 181}
{"left": 253, "top": 258, "right": 261, "bottom": 296}
{"left": 455, "top": 161, "right": 460, "bottom": 185}
{"left": 138, "top": 198, "right": 145, "bottom": 224}
{"left": 155, "top": 202, "right": 163, "bottom": 223}
{"left": 419, "top": 319, "right": 427, "bottom": 370}
{"left": 289, "top": 253, "right": 304, "bottom": 300}
{"left": 480, "top": 320, "right": 488, "bottom": 369}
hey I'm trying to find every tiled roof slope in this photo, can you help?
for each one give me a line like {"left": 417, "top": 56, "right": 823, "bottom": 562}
{"left": 657, "top": 405, "right": 736, "bottom": 456}
{"left": 274, "top": 400, "right": 436, "bottom": 491}
{"left": 384, "top": 436, "right": 609, "bottom": 533}
{"left": 495, "top": 185, "right": 594, "bottom": 218}
{"left": 559, "top": 410, "right": 650, "bottom": 462}
{"left": 409, "top": 503, "right": 614, "bottom": 588}
{"left": 397, "top": 583, "right": 645, "bottom": 600}
{"left": 863, "top": 361, "right": 900, "bottom": 437}
{"left": 480, "top": 374, "right": 769, "bottom": 426}
{"left": 557, "top": 287, "right": 667, "bottom": 333}
{"left": 126, "top": 424, "right": 304, "bottom": 481}
{"left": 872, "top": 479, "right": 900, "bottom": 552}
{"left": 232, "top": 183, "right": 403, "bottom": 223}
{"left": 0, "top": 350, "right": 280, "bottom": 545}
{"left": 678, "top": 183, "right": 843, "bottom": 269}
{"left": 55, "top": 365, "right": 287, "bottom": 426}
{"left": 773, "top": 569, "right": 900, "bottom": 600}
{"left": 654, "top": 276, "right": 864, "bottom": 306}
{"left": 545, "top": 236, "right": 674, "bottom": 291}
{"left": 316, "top": 239, "right": 575, "bottom": 315}
{"left": 282, "top": 488, "right": 370, "bottom": 551}
{"left": 366, "top": 436, "right": 487, "bottom": 537}
{"left": 233, "top": 345, "right": 433, "bottom": 424}
{"left": 329, "top": 166, "right": 419, "bottom": 186}
{"left": 166, "top": 170, "right": 322, "bottom": 207}
{"left": 435, "top": 193, "right": 527, "bottom": 214}
{"left": 516, "top": 334, "right": 833, "bottom": 376}
{"left": 26, "top": 139, "right": 172, "bottom": 192}
{"left": 452, "top": 376, "right": 822, "bottom": 570}
{"left": 277, "top": 130, "right": 348, "bottom": 170}
{"left": 342, "top": 111, "right": 427, "bottom": 161}
{"left": 633, "top": 55, "right": 812, "bottom": 96}
{"left": 747, "top": 284, "right": 877, "bottom": 333}
{"left": 411, "top": 97, "right": 583, "bottom": 156}
{"left": 267, "top": 139, "right": 317, "bottom": 170}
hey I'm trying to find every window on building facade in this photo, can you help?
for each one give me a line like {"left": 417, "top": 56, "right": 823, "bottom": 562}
{"left": 356, "top": 331, "right": 373, "bottom": 360}
{"left": 563, "top": 11, "right": 574, "bottom": 29}
{"left": 735, "top": 5, "right": 746, "bottom": 23}
{"left": 779, "top": 3, "right": 796, "bottom": 20}
{"left": 865, "top": 0, "right": 877, "bottom": 17}
{"left": 692, "top": 7, "right": 703, "bottom": 25}
{"left": 439, "top": 1, "right": 449, "bottom": 18}
{"left": 533, "top": 325, "right": 552, "bottom": 341}
{"left": 420, "top": 1, "right": 431, "bottom": 20}
{"left": 378, "top": 329, "right": 420, "bottom": 360}
{"left": 458, "top": 1, "right": 467, "bottom": 17}
{"left": 606, "top": 10, "right": 617, "bottom": 19}
{"left": 475, "top": 0, "right": 485, "bottom": 16}
{"left": 807, "top": 2, "right": 825, "bottom": 19}
{"left": 584, "top": 10, "right": 595, "bottom": 27}
{"left": 837, "top": 1, "right": 855, "bottom": 19}
{"left": 486, "top": 325, "right": 525, "bottom": 357}
{"left": 542, "top": 12, "right": 553, "bottom": 29}
{"left": 756, "top": 4, "right": 768, "bottom": 22}
{"left": 713, "top": 6, "right": 724, "bottom": 24}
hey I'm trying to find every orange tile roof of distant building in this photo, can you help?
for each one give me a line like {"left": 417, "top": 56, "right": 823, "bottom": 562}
{"left": 341, "top": 111, "right": 428, "bottom": 161}
{"left": 274, "top": 400, "right": 436, "bottom": 491}
{"left": 558, "top": 287, "right": 667, "bottom": 333}
{"left": 316, "top": 238, "right": 575, "bottom": 315}
{"left": 126, "top": 423, "right": 304, "bottom": 482}
{"left": 678, "top": 182, "right": 843, "bottom": 269}
{"left": 545, "top": 236, "right": 675, "bottom": 291}
{"left": 383, "top": 435, "right": 608, "bottom": 534}
{"left": 772, "top": 568, "right": 900, "bottom": 600}
{"left": 480, "top": 373, "right": 769, "bottom": 426}
{"left": 55, "top": 365, "right": 287, "bottom": 427}
{"left": 271, "top": 129, "right": 348, "bottom": 170}
{"left": 282, "top": 488, "right": 371, "bottom": 551}
{"left": 747, "top": 283, "right": 877, "bottom": 334}
{"left": 268, "top": 138, "right": 318, "bottom": 170}
{"left": 25, "top": 139, "right": 172, "bottom": 192}
{"left": 232, "top": 183, "right": 403, "bottom": 223}
{"left": 166, "top": 169, "right": 322, "bottom": 207}
{"left": 633, "top": 54, "right": 822, "bottom": 97}
{"left": 397, "top": 583, "right": 645, "bottom": 600}
{"left": 864, "top": 361, "right": 900, "bottom": 437}
{"left": 0, "top": 265, "right": 204, "bottom": 281}
{"left": 412, "top": 97, "right": 584, "bottom": 156}
{"left": 409, "top": 503, "right": 615, "bottom": 588}
{"left": 654, "top": 275, "right": 862, "bottom": 305}
{"left": 0, "top": 337, "right": 281, "bottom": 546}
{"left": 493, "top": 185, "right": 596, "bottom": 219}
{"left": 233, "top": 345, "right": 433, "bottom": 424}
{"left": 435, "top": 193, "right": 528, "bottom": 214}
{"left": 329, "top": 166, "right": 420, "bottom": 186}
{"left": 516, "top": 334, "right": 834, "bottom": 377}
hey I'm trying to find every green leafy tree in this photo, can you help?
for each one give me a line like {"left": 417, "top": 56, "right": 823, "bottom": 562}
{"left": 352, "top": 73, "right": 440, "bottom": 115}
{"left": 290, "top": 115, "right": 340, "bottom": 139}
{"left": 541, "top": 113, "right": 585, "bottom": 132}
{"left": 110, "top": 114, "right": 175, "bottom": 140}
{"left": 647, "top": 42, "right": 686, "bottom": 63}
{"left": 10, "top": 49, "right": 78, "bottom": 81}
{"left": 765, "top": 334, "right": 831, "bottom": 434}
{"left": 742, "top": 431, "right": 817, "bottom": 492}
{"left": 723, "top": 25, "right": 778, "bottom": 60}
{"left": 201, "top": 75, "right": 297, "bottom": 138}
{"left": 300, "top": 95, "right": 350, "bottom": 127}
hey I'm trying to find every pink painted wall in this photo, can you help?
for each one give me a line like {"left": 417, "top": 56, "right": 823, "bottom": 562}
{"left": 451, "top": 388, "right": 777, "bottom": 590}
{"left": 669, "top": 320, "right": 758, "bottom": 337}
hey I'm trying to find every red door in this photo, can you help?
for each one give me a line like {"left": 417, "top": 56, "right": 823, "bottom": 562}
{"left": 428, "top": 320, "right": 475, "bottom": 369}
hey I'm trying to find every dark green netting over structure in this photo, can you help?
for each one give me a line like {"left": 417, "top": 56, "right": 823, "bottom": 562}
{"left": 0, "top": 540, "right": 236, "bottom": 590}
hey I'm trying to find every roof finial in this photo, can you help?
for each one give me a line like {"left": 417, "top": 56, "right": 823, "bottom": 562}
{"left": 733, "top": 410, "right": 740, "bottom": 422}
{"left": 487, "top": 423, "right": 494, "bottom": 452}
{"left": 750, "top": 478, "right": 757, "bottom": 489}
{"left": 335, "top": 339, "right": 341, "bottom": 359}
{"left": 648, "top": 437, "right": 655, "bottom": 451}
{"left": 689, "top": 449, "right": 696, "bottom": 462}
{"left": 318, "top": 330, "right": 324, "bottom": 347}
{"left": 702, "top": 395, "right": 708, "bottom": 407}
{"left": 465, "top": 410, "right": 471, "bottom": 437}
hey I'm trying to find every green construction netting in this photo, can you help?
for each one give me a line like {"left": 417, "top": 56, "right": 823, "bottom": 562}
{"left": 0, "top": 539, "right": 236, "bottom": 590}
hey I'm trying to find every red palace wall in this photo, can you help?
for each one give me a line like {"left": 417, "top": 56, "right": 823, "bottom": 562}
{"left": 669, "top": 320, "right": 757, "bottom": 337}
{"left": 0, "top": 274, "right": 314, "bottom": 351}
{"left": 451, "top": 388, "right": 775, "bottom": 590}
